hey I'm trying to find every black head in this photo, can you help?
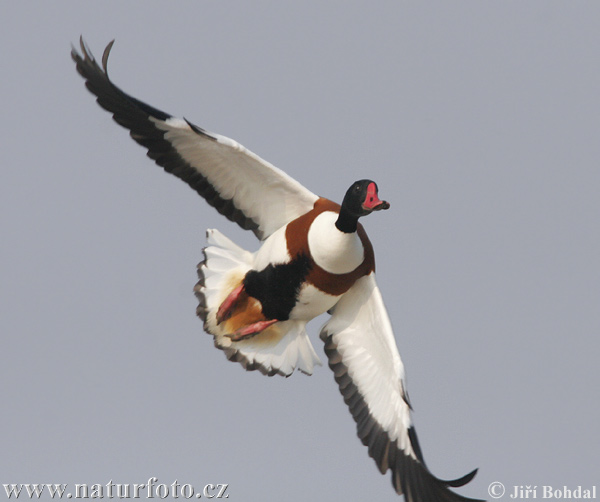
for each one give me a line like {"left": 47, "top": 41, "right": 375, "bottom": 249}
{"left": 336, "top": 180, "right": 390, "bottom": 233}
{"left": 341, "top": 179, "right": 390, "bottom": 217}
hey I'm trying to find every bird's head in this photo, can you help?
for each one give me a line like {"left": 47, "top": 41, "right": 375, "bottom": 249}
{"left": 342, "top": 179, "right": 390, "bottom": 218}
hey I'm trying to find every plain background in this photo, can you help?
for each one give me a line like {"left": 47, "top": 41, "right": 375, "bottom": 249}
{"left": 2, "top": 2, "right": 599, "bottom": 501}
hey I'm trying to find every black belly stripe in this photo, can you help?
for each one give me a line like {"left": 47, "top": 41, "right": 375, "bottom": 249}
{"left": 243, "top": 254, "right": 312, "bottom": 321}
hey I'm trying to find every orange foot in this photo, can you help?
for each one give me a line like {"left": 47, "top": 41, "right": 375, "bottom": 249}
{"left": 226, "top": 319, "right": 278, "bottom": 341}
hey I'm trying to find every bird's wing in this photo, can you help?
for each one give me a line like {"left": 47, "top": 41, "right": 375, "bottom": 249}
{"left": 320, "top": 273, "right": 482, "bottom": 502}
{"left": 72, "top": 39, "right": 318, "bottom": 240}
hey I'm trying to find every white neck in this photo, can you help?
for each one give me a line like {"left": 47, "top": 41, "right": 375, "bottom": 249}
{"left": 307, "top": 211, "right": 364, "bottom": 274}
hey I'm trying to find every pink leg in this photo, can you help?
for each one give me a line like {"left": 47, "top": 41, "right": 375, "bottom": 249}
{"left": 227, "top": 319, "right": 278, "bottom": 341}
{"left": 216, "top": 284, "right": 245, "bottom": 324}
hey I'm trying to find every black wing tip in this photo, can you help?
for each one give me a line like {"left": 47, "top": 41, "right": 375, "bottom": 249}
{"left": 322, "top": 329, "right": 483, "bottom": 502}
{"left": 73, "top": 37, "right": 175, "bottom": 124}
{"left": 71, "top": 36, "right": 114, "bottom": 75}
{"left": 72, "top": 38, "right": 267, "bottom": 240}
{"left": 407, "top": 426, "right": 426, "bottom": 464}
{"left": 409, "top": 424, "right": 479, "bottom": 489}
{"left": 101, "top": 39, "right": 116, "bottom": 72}
{"left": 441, "top": 467, "right": 479, "bottom": 488}
{"left": 183, "top": 118, "right": 217, "bottom": 140}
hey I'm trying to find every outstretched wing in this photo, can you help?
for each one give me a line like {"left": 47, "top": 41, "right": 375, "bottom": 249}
{"left": 71, "top": 38, "right": 318, "bottom": 240}
{"left": 320, "top": 273, "right": 482, "bottom": 502}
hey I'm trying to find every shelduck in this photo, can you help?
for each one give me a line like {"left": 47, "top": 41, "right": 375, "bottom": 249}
{"left": 72, "top": 38, "right": 482, "bottom": 502}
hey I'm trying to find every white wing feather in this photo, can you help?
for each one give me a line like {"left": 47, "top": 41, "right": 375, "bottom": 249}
{"left": 72, "top": 39, "right": 318, "bottom": 240}
{"left": 154, "top": 117, "right": 319, "bottom": 239}
{"left": 320, "top": 273, "right": 415, "bottom": 458}
{"left": 321, "top": 273, "right": 481, "bottom": 501}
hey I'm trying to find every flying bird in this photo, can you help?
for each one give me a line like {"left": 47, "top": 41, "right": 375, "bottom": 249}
{"left": 72, "top": 38, "right": 482, "bottom": 502}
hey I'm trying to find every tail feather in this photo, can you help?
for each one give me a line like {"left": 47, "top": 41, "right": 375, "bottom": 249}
{"left": 194, "top": 229, "right": 321, "bottom": 377}
{"left": 223, "top": 320, "right": 321, "bottom": 377}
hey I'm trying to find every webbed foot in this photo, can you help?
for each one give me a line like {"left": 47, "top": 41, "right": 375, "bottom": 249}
{"left": 226, "top": 319, "right": 278, "bottom": 341}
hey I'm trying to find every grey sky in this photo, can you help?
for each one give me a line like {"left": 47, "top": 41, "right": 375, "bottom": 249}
{"left": 2, "top": 2, "right": 599, "bottom": 501}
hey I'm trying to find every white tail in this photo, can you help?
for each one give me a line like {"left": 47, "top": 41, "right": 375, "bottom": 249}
{"left": 195, "top": 229, "right": 321, "bottom": 377}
